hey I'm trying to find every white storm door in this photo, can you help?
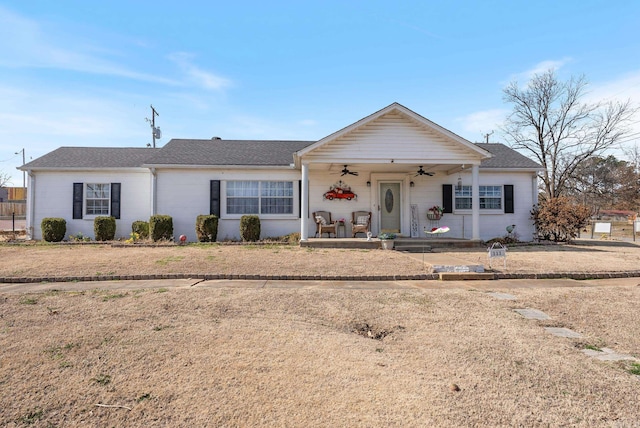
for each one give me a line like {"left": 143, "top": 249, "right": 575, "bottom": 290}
{"left": 379, "top": 182, "right": 401, "bottom": 233}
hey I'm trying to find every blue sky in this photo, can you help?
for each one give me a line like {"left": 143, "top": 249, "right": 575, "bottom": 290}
{"left": 2, "top": 1, "right": 640, "bottom": 186}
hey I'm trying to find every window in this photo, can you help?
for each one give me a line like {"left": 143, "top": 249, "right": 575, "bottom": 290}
{"left": 73, "top": 182, "right": 120, "bottom": 219}
{"left": 479, "top": 185, "right": 502, "bottom": 209}
{"left": 226, "top": 181, "right": 294, "bottom": 215}
{"left": 85, "top": 183, "right": 111, "bottom": 215}
{"left": 455, "top": 185, "right": 502, "bottom": 210}
{"left": 455, "top": 185, "right": 473, "bottom": 210}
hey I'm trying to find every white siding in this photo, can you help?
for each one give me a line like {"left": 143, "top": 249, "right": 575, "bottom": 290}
{"left": 306, "top": 112, "right": 485, "bottom": 164}
{"left": 31, "top": 170, "right": 151, "bottom": 240}
{"left": 307, "top": 169, "right": 536, "bottom": 240}
{"left": 156, "top": 168, "right": 302, "bottom": 241}
{"left": 308, "top": 171, "right": 373, "bottom": 237}
{"left": 408, "top": 171, "right": 536, "bottom": 241}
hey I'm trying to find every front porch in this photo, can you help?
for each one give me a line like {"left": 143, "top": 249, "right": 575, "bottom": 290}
{"left": 300, "top": 236, "right": 482, "bottom": 251}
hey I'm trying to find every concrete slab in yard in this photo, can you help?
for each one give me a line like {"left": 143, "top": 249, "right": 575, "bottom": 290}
{"left": 487, "top": 291, "right": 517, "bottom": 300}
{"left": 264, "top": 280, "right": 417, "bottom": 290}
{"left": 514, "top": 308, "right": 551, "bottom": 320}
{"left": 581, "top": 348, "right": 638, "bottom": 362}
{"left": 544, "top": 327, "right": 583, "bottom": 338}
{"left": 194, "top": 280, "right": 267, "bottom": 289}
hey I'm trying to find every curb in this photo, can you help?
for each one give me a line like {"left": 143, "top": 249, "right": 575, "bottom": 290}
{"left": 1, "top": 271, "right": 640, "bottom": 284}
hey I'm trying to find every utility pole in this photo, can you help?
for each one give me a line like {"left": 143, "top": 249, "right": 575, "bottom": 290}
{"left": 145, "top": 105, "right": 161, "bottom": 148}
{"left": 15, "top": 148, "right": 25, "bottom": 194}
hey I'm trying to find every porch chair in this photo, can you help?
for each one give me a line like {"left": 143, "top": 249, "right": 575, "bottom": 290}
{"left": 351, "top": 211, "right": 371, "bottom": 237}
{"left": 313, "top": 211, "right": 338, "bottom": 238}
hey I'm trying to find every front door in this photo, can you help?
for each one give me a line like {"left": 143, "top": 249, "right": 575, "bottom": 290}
{"left": 379, "top": 182, "right": 401, "bottom": 233}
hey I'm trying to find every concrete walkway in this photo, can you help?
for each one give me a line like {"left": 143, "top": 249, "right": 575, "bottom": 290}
{"left": 1, "top": 276, "right": 638, "bottom": 294}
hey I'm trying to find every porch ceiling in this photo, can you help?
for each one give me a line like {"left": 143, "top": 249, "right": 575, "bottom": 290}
{"left": 309, "top": 162, "right": 465, "bottom": 176}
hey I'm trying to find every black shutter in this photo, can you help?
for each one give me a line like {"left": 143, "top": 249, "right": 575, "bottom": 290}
{"left": 504, "top": 185, "right": 514, "bottom": 213}
{"left": 110, "top": 183, "right": 121, "bottom": 219}
{"left": 73, "top": 183, "right": 83, "bottom": 219}
{"left": 298, "top": 180, "right": 302, "bottom": 218}
{"left": 442, "top": 184, "right": 453, "bottom": 213}
{"left": 210, "top": 180, "right": 221, "bottom": 216}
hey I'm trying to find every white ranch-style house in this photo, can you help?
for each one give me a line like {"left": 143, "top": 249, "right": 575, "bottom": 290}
{"left": 20, "top": 103, "right": 541, "bottom": 243}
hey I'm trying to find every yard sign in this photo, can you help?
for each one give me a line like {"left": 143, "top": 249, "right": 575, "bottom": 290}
{"left": 591, "top": 222, "right": 612, "bottom": 238}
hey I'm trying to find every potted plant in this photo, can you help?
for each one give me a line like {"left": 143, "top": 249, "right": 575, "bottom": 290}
{"left": 427, "top": 205, "right": 444, "bottom": 220}
{"left": 378, "top": 232, "right": 397, "bottom": 250}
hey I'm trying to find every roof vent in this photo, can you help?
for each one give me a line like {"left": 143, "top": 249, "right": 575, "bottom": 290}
{"left": 212, "top": 136, "right": 222, "bottom": 140}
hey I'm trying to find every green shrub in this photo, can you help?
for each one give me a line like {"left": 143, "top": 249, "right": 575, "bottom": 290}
{"left": 149, "top": 215, "right": 173, "bottom": 242}
{"left": 132, "top": 220, "right": 149, "bottom": 239}
{"left": 41, "top": 218, "right": 66, "bottom": 242}
{"left": 195, "top": 215, "right": 218, "bottom": 242}
{"left": 240, "top": 215, "right": 260, "bottom": 242}
{"left": 531, "top": 197, "right": 592, "bottom": 242}
{"left": 94, "top": 216, "right": 116, "bottom": 241}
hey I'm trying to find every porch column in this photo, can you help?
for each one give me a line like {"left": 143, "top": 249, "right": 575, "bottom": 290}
{"left": 150, "top": 168, "right": 157, "bottom": 216}
{"left": 300, "top": 163, "right": 309, "bottom": 241}
{"left": 26, "top": 171, "right": 34, "bottom": 240}
{"left": 471, "top": 164, "right": 480, "bottom": 240}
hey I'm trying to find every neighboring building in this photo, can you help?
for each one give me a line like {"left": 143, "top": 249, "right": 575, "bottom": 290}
{"left": 0, "top": 187, "right": 26, "bottom": 202}
{"left": 596, "top": 210, "right": 637, "bottom": 222}
{"left": 20, "top": 103, "right": 542, "bottom": 242}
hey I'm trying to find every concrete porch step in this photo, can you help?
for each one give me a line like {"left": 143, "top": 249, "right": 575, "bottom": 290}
{"left": 394, "top": 244, "right": 433, "bottom": 253}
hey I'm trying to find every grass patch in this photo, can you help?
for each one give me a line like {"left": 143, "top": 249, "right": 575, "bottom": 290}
{"left": 102, "top": 292, "right": 127, "bottom": 301}
{"left": 628, "top": 362, "right": 640, "bottom": 376}
{"left": 583, "top": 344, "right": 602, "bottom": 352}
{"left": 19, "top": 297, "right": 38, "bottom": 305}
{"left": 155, "top": 256, "right": 185, "bottom": 265}
{"left": 44, "top": 343, "right": 77, "bottom": 368}
{"left": 155, "top": 288, "right": 168, "bottom": 293}
{"left": 92, "top": 374, "right": 111, "bottom": 386}
{"left": 15, "top": 407, "right": 44, "bottom": 425}
{"left": 137, "top": 392, "right": 152, "bottom": 403}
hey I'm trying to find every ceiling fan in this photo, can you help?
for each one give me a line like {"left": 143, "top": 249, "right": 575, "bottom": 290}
{"left": 340, "top": 165, "right": 359, "bottom": 176}
{"left": 415, "top": 166, "right": 434, "bottom": 177}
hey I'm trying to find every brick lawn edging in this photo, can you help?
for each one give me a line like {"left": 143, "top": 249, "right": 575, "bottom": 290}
{"left": 1, "top": 271, "right": 640, "bottom": 284}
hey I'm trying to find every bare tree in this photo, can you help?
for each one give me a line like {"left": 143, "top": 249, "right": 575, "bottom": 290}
{"left": 0, "top": 171, "right": 11, "bottom": 189}
{"left": 502, "top": 70, "right": 637, "bottom": 198}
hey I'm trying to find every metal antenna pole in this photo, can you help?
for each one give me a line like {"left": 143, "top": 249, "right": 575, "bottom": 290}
{"left": 483, "top": 130, "right": 494, "bottom": 144}
{"left": 150, "top": 105, "right": 159, "bottom": 148}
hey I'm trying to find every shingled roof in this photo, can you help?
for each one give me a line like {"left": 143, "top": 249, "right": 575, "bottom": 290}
{"left": 22, "top": 141, "right": 540, "bottom": 170}
{"left": 476, "top": 143, "right": 541, "bottom": 169}
{"left": 143, "top": 139, "right": 315, "bottom": 167}
{"left": 22, "top": 147, "right": 158, "bottom": 169}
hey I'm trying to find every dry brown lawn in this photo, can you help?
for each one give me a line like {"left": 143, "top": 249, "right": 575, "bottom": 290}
{"left": 0, "top": 239, "right": 639, "bottom": 279}
{"left": 1, "top": 285, "right": 639, "bottom": 427}
{"left": 1, "top": 241, "right": 640, "bottom": 426}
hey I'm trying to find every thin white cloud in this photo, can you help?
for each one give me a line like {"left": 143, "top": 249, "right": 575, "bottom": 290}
{"left": 168, "top": 52, "right": 231, "bottom": 91}
{"left": 0, "top": 5, "right": 179, "bottom": 85}
{"left": 505, "top": 58, "right": 573, "bottom": 86}
{"left": 584, "top": 70, "right": 640, "bottom": 104}
{"left": 455, "top": 109, "right": 509, "bottom": 140}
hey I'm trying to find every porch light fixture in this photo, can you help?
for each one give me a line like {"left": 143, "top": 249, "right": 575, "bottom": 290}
{"left": 456, "top": 164, "right": 465, "bottom": 191}
{"left": 410, "top": 181, "right": 415, "bottom": 187}
{"left": 366, "top": 181, "right": 371, "bottom": 187}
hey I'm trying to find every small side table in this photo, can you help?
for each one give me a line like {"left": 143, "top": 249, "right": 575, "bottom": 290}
{"left": 336, "top": 221, "right": 346, "bottom": 238}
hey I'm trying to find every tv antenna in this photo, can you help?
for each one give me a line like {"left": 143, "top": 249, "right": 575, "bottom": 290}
{"left": 483, "top": 130, "right": 494, "bottom": 144}
{"left": 145, "top": 105, "right": 161, "bottom": 148}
